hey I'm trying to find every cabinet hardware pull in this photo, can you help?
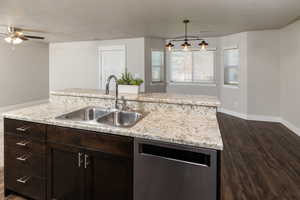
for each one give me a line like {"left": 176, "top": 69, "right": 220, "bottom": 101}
{"left": 16, "top": 126, "right": 31, "bottom": 132}
{"left": 16, "top": 141, "right": 30, "bottom": 147}
{"left": 84, "top": 154, "right": 89, "bottom": 169}
{"left": 16, "top": 176, "right": 31, "bottom": 184}
{"left": 78, "top": 152, "right": 83, "bottom": 168}
{"left": 16, "top": 155, "right": 29, "bottom": 162}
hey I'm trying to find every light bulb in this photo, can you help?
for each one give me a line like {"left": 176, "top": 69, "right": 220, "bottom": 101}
{"left": 12, "top": 37, "right": 23, "bottom": 44}
{"left": 165, "top": 42, "right": 174, "bottom": 51}
{"left": 183, "top": 45, "right": 189, "bottom": 51}
{"left": 4, "top": 37, "right": 12, "bottom": 43}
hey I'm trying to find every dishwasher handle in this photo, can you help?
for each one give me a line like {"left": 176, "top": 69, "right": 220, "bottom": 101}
{"left": 139, "top": 143, "right": 211, "bottom": 167}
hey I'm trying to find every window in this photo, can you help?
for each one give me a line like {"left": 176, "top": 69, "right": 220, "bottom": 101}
{"left": 169, "top": 50, "right": 215, "bottom": 83}
{"left": 224, "top": 48, "right": 239, "bottom": 86}
{"left": 151, "top": 50, "right": 164, "bottom": 82}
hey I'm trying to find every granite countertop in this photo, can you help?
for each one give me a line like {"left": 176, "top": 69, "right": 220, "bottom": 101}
{"left": 51, "top": 88, "right": 221, "bottom": 107}
{"left": 2, "top": 103, "right": 223, "bottom": 150}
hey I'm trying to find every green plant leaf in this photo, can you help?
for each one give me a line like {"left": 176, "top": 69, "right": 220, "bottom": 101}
{"left": 118, "top": 69, "right": 144, "bottom": 86}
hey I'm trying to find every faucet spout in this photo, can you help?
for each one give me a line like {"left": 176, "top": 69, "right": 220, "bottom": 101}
{"left": 105, "top": 75, "right": 119, "bottom": 109}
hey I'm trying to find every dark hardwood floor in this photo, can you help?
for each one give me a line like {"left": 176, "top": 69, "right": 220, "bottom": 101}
{"left": 1, "top": 113, "right": 299, "bottom": 200}
{"left": 218, "top": 113, "right": 300, "bottom": 200}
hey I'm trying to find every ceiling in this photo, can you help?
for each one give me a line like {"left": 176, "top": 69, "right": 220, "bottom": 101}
{"left": 0, "top": 0, "right": 299, "bottom": 42}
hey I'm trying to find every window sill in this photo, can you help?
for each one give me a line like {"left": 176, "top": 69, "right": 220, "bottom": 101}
{"left": 150, "top": 82, "right": 166, "bottom": 86}
{"left": 222, "top": 84, "right": 239, "bottom": 89}
{"left": 168, "top": 82, "right": 217, "bottom": 87}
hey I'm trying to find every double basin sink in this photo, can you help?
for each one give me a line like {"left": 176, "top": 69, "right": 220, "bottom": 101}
{"left": 56, "top": 106, "right": 144, "bottom": 128}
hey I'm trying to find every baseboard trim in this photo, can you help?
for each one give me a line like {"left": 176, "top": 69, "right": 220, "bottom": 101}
{"left": 280, "top": 119, "right": 300, "bottom": 136}
{"left": 217, "top": 108, "right": 248, "bottom": 120}
{"left": 0, "top": 99, "right": 49, "bottom": 117}
{"left": 218, "top": 108, "right": 300, "bottom": 136}
{"left": 247, "top": 114, "right": 281, "bottom": 123}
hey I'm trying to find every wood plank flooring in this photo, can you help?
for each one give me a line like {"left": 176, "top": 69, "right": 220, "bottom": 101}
{"left": 218, "top": 113, "right": 300, "bottom": 200}
{"left": 0, "top": 113, "right": 299, "bottom": 200}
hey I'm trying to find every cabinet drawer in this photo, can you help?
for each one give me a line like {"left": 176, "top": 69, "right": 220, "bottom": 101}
{"left": 5, "top": 171, "right": 46, "bottom": 200}
{"left": 47, "top": 125, "right": 133, "bottom": 158}
{"left": 4, "top": 134, "right": 46, "bottom": 154}
{"left": 4, "top": 118, "right": 46, "bottom": 141}
{"left": 82, "top": 131, "right": 133, "bottom": 158}
{"left": 5, "top": 148, "right": 46, "bottom": 178}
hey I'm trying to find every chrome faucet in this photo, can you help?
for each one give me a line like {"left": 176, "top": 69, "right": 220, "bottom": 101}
{"left": 105, "top": 75, "right": 119, "bottom": 109}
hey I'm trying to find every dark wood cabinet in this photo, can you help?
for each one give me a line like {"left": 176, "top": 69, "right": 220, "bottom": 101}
{"left": 4, "top": 118, "right": 47, "bottom": 200}
{"left": 4, "top": 119, "right": 134, "bottom": 200}
{"left": 85, "top": 149, "right": 133, "bottom": 200}
{"left": 47, "top": 143, "right": 85, "bottom": 200}
{"left": 46, "top": 125, "right": 133, "bottom": 200}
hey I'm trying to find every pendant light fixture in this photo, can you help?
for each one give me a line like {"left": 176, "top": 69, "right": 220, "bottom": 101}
{"left": 199, "top": 40, "right": 208, "bottom": 50}
{"left": 166, "top": 19, "right": 209, "bottom": 51}
{"left": 165, "top": 42, "right": 174, "bottom": 51}
{"left": 181, "top": 20, "right": 191, "bottom": 51}
{"left": 181, "top": 41, "right": 191, "bottom": 51}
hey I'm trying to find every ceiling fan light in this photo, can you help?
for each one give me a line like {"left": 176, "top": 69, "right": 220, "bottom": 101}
{"left": 4, "top": 36, "right": 12, "bottom": 43}
{"left": 12, "top": 37, "right": 23, "bottom": 44}
{"left": 199, "top": 40, "right": 208, "bottom": 50}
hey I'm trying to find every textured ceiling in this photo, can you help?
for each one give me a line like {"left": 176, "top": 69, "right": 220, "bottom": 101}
{"left": 0, "top": 0, "right": 299, "bottom": 42}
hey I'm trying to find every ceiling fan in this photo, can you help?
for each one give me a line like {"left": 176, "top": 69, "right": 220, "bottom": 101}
{"left": 0, "top": 26, "right": 45, "bottom": 45}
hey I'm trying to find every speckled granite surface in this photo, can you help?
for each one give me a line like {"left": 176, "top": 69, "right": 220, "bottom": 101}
{"left": 2, "top": 103, "right": 223, "bottom": 150}
{"left": 51, "top": 88, "right": 221, "bottom": 107}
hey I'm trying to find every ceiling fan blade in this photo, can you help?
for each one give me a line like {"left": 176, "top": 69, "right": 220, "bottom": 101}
{"left": 24, "top": 35, "right": 45, "bottom": 40}
{"left": 20, "top": 36, "right": 29, "bottom": 41}
{"left": 21, "top": 28, "right": 47, "bottom": 33}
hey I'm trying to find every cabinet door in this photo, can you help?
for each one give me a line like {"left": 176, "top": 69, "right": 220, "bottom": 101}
{"left": 47, "top": 143, "right": 85, "bottom": 200}
{"left": 85, "top": 150, "right": 133, "bottom": 200}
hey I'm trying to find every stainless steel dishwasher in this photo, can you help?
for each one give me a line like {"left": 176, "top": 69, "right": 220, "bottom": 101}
{"left": 134, "top": 138, "right": 220, "bottom": 200}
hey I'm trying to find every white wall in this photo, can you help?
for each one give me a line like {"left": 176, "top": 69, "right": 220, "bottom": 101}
{"left": 280, "top": 20, "right": 300, "bottom": 132}
{"left": 218, "top": 26, "right": 299, "bottom": 135}
{"left": 219, "top": 33, "right": 248, "bottom": 115}
{"left": 247, "top": 30, "right": 280, "bottom": 117}
{"left": 144, "top": 37, "right": 166, "bottom": 93}
{"left": 0, "top": 41, "right": 49, "bottom": 108}
{"left": 166, "top": 38, "right": 220, "bottom": 96}
{"left": 50, "top": 38, "right": 145, "bottom": 91}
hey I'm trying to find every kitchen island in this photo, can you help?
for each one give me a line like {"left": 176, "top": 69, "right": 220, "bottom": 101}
{"left": 3, "top": 88, "right": 223, "bottom": 200}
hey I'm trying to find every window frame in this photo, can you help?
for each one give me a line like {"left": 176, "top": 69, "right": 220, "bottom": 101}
{"left": 151, "top": 49, "right": 165, "bottom": 84}
{"left": 222, "top": 47, "right": 240, "bottom": 88}
{"left": 167, "top": 49, "right": 217, "bottom": 85}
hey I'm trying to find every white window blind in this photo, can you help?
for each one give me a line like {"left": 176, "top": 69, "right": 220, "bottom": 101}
{"left": 151, "top": 50, "right": 164, "bottom": 82}
{"left": 169, "top": 50, "right": 215, "bottom": 83}
{"left": 224, "top": 48, "right": 239, "bottom": 86}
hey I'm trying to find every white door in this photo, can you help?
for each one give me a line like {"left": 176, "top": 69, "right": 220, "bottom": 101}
{"left": 99, "top": 45, "right": 126, "bottom": 90}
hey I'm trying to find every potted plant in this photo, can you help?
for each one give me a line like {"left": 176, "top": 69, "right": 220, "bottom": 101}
{"left": 117, "top": 69, "right": 143, "bottom": 94}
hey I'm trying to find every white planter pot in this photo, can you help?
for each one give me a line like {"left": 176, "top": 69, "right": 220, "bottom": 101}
{"left": 118, "top": 85, "right": 140, "bottom": 94}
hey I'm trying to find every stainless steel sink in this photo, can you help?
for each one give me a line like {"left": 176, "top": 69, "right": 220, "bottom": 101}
{"left": 97, "top": 111, "right": 144, "bottom": 127}
{"left": 56, "top": 106, "right": 110, "bottom": 122}
{"left": 56, "top": 106, "right": 145, "bottom": 127}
